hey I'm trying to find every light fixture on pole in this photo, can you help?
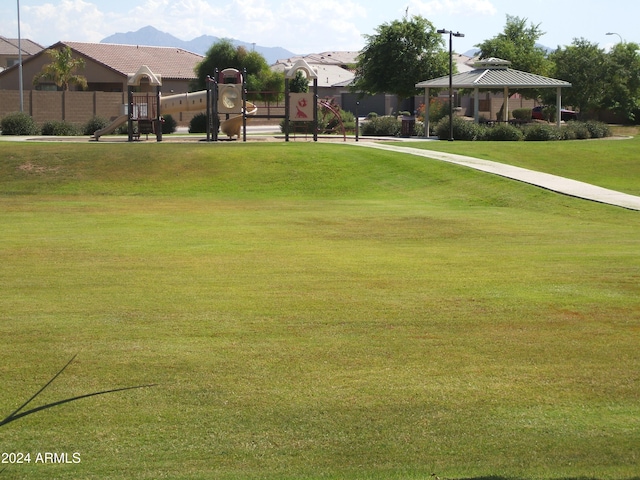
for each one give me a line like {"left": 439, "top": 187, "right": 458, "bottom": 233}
{"left": 437, "top": 29, "right": 464, "bottom": 141}
{"left": 17, "top": 0, "right": 24, "bottom": 112}
{"left": 606, "top": 32, "right": 623, "bottom": 43}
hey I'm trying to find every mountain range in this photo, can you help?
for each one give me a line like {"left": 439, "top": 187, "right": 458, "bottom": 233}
{"left": 100, "top": 26, "right": 297, "bottom": 65}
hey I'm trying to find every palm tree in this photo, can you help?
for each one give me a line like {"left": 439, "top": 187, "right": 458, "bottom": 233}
{"left": 33, "top": 46, "right": 88, "bottom": 91}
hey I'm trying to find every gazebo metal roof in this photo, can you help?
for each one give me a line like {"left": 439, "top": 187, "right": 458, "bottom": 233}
{"left": 416, "top": 57, "right": 571, "bottom": 89}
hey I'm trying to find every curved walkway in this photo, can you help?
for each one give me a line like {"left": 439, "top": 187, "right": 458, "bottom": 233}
{"left": 353, "top": 142, "right": 640, "bottom": 211}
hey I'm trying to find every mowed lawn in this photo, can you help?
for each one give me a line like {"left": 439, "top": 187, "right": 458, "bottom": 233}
{"left": 0, "top": 141, "right": 639, "bottom": 480}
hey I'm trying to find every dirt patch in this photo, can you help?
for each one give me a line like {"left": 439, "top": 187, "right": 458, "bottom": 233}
{"left": 17, "top": 162, "right": 61, "bottom": 174}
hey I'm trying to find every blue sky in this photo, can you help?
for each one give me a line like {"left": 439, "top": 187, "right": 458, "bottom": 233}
{"left": 1, "top": 0, "right": 636, "bottom": 54}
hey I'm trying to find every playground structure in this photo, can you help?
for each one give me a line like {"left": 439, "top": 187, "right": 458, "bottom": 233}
{"left": 93, "top": 61, "right": 348, "bottom": 142}
{"left": 93, "top": 66, "right": 256, "bottom": 142}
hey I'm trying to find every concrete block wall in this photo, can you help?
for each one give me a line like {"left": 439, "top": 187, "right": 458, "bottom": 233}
{"left": 0, "top": 90, "right": 126, "bottom": 125}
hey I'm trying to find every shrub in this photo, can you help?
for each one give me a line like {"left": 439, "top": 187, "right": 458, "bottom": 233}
{"left": 428, "top": 99, "right": 450, "bottom": 123}
{"left": 413, "top": 120, "right": 425, "bottom": 137}
{"left": 1, "top": 112, "right": 39, "bottom": 135}
{"left": 435, "top": 116, "right": 485, "bottom": 141}
{"left": 161, "top": 114, "right": 177, "bottom": 134}
{"left": 560, "top": 122, "right": 591, "bottom": 140}
{"left": 332, "top": 109, "right": 356, "bottom": 133}
{"left": 485, "top": 123, "right": 524, "bottom": 141}
{"left": 361, "top": 115, "right": 401, "bottom": 136}
{"left": 116, "top": 122, "right": 130, "bottom": 135}
{"left": 512, "top": 108, "right": 532, "bottom": 121}
{"left": 40, "top": 120, "right": 80, "bottom": 136}
{"left": 189, "top": 113, "right": 208, "bottom": 133}
{"left": 583, "top": 120, "right": 611, "bottom": 139}
{"left": 523, "top": 123, "right": 561, "bottom": 141}
{"left": 83, "top": 116, "right": 109, "bottom": 135}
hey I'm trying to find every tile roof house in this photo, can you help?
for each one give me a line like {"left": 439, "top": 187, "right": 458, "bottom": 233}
{"left": 0, "top": 36, "right": 43, "bottom": 71}
{"left": 272, "top": 51, "right": 358, "bottom": 91}
{"left": 0, "top": 41, "right": 203, "bottom": 93}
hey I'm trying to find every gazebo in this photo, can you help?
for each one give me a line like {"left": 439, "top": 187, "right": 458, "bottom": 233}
{"left": 415, "top": 58, "right": 571, "bottom": 135}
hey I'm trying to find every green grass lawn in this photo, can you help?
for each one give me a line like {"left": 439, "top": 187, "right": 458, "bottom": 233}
{"left": 401, "top": 133, "right": 640, "bottom": 196}
{"left": 1, "top": 141, "right": 639, "bottom": 480}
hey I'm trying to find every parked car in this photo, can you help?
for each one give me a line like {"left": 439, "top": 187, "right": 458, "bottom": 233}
{"left": 532, "top": 106, "right": 578, "bottom": 121}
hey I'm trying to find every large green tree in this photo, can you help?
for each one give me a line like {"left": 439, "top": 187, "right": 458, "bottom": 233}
{"left": 475, "top": 15, "right": 550, "bottom": 75}
{"left": 548, "top": 39, "right": 607, "bottom": 117}
{"left": 32, "top": 45, "right": 88, "bottom": 91}
{"left": 352, "top": 15, "right": 448, "bottom": 100}
{"left": 194, "top": 39, "right": 283, "bottom": 100}
{"left": 602, "top": 41, "right": 640, "bottom": 121}
{"left": 549, "top": 38, "right": 640, "bottom": 121}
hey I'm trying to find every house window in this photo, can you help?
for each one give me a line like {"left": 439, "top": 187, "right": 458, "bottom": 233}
{"left": 35, "top": 83, "right": 58, "bottom": 91}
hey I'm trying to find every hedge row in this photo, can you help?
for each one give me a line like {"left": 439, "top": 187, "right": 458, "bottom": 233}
{"left": 0, "top": 112, "right": 178, "bottom": 136}
{"left": 433, "top": 116, "right": 612, "bottom": 141}
{"left": 360, "top": 115, "right": 611, "bottom": 141}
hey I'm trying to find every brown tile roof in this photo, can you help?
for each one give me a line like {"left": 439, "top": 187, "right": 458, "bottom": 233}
{"left": 0, "top": 36, "right": 44, "bottom": 55}
{"left": 61, "top": 41, "right": 203, "bottom": 79}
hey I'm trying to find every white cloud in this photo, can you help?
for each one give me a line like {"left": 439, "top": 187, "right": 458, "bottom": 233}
{"left": 7, "top": 0, "right": 368, "bottom": 53}
{"left": 410, "top": 0, "right": 497, "bottom": 16}
{"left": 23, "top": 0, "right": 106, "bottom": 44}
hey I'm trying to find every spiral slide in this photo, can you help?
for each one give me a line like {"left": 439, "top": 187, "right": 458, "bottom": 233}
{"left": 93, "top": 90, "right": 256, "bottom": 140}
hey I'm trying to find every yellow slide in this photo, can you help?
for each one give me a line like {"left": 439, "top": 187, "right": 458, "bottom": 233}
{"left": 93, "top": 114, "right": 128, "bottom": 140}
{"left": 220, "top": 103, "right": 258, "bottom": 139}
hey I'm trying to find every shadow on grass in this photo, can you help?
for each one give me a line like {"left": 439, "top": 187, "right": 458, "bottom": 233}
{"left": 0, "top": 353, "right": 156, "bottom": 428}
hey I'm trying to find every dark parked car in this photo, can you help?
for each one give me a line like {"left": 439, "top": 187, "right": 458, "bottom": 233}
{"left": 532, "top": 106, "right": 577, "bottom": 121}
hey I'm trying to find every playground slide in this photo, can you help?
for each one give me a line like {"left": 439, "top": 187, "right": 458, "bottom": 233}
{"left": 221, "top": 103, "right": 258, "bottom": 139}
{"left": 93, "top": 114, "right": 128, "bottom": 140}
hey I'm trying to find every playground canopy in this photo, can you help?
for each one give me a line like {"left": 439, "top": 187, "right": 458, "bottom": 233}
{"left": 415, "top": 58, "right": 571, "bottom": 133}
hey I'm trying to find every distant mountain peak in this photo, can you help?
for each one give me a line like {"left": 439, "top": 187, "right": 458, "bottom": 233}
{"left": 100, "top": 26, "right": 297, "bottom": 64}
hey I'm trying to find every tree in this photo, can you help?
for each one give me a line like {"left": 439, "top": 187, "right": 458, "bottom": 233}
{"left": 548, "top": 39, "right": 607, "bottom": 117}
{"left": 352, "top": 15, "right": 448, "bottom": 101}
{"left": 288, "top": 70, "right": 308, "bottom": 93}
{"left": 602, "top": 41, "right": 640, "bottom": 121}
{"left": 475, "top": 15, "right": 550, "bottom": 75}
{"left": 194, "top": 39, "right": 284, "bottom": 100}
{"left": 32, "top": 46, "right": 87, "bottom": 91}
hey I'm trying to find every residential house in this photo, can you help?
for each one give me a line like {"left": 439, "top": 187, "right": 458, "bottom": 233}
{"left": 0, "top": 41, "right": 203, "bottom": 124}
{"left": 0, "top": 36, "right": 43, "bottom": 71}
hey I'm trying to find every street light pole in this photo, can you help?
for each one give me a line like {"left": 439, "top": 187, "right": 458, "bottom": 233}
{"left": 437, "top": 29, "right": 464, "bottom": 141}
{"left": 17, "top": 0, "right": 24, "bottom": 112}
{"left": 606, "top": 32, "right": 623, "bottom": 43}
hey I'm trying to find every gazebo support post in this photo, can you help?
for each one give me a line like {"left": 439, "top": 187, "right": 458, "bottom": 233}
{"left": 503, "top": 87, "right": 509, "bottom": 122}
{"left": 424, "top": 87, "right": 430, "bottom": 137}
{"left": 473, "top": 87, "right": 480, "bottom": 124}
{"left": 556, "top": 86, "right": 562, "bottom": 129}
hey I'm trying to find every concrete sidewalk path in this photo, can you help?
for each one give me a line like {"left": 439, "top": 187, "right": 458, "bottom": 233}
{"left": 353, "top": 142, "right": 640, "bottom": 211}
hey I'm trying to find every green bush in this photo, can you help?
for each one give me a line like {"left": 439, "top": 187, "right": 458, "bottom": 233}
{"left": 560, "top": 122, "right": 591, "bottom": 140}
{"left": 83, "top": 116, "right": 109, "bottom": 135}
{"left": 583, "top": 120, "right": 612, "bottom": 139}
{"left": 41, "top": 120, "right": 80, "bottom": 136}
{"left": 161, "top": 114, "right": 177, "bottom": 134}
{"left": 413, "top": 120, "right": 425, "bottom": 137}
{"left": 189, "top": 113, "right": 208, "bottom": 133}
{"left": 428, "top": 100, "right": 450, "bottom": 124}
{"left": 485, "top": 123, "right": 524, "bottom": 141}
{"left": 435, "top": 116, "right": 485, "bottom": 141}
{"left": 361, "top": 115, "right": 401, "bottom": 136}
{"left": 523, "top": 123, "right": 561, "bottom": 141}
{"left": 512, "top": 108, "right": 532, "bottom": 121}
{"left": 1, "top": 112, "right": 39, "bottom": 135}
